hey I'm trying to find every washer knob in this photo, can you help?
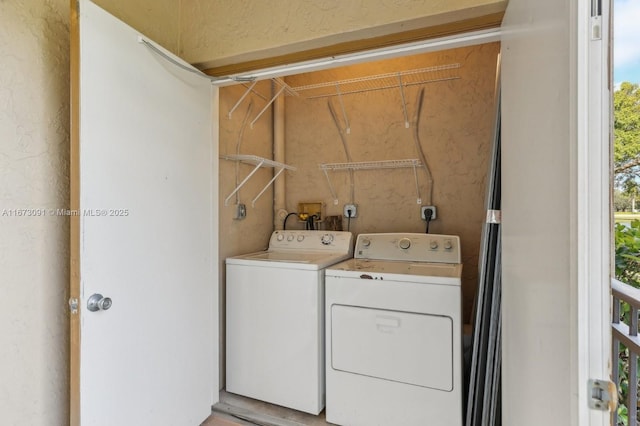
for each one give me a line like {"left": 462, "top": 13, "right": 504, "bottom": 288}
{"left": 276, "top": 234, "right": 284, "bottom": 241}
{"left": 321, "top": 234, "right": 334, "bottom": 245}
{"left": 444, "top": 239, "right": 453, "bottom": 250}
{"left": 297, "top": 235, "right": 305, "bottom": 242}
{"left": 430, "top": 240, "right": 439, "bottom": 250}
{"left": 287, "top": 234, "right": 294, "bottom": 242}
{"left": 399, "top": 238, "right": 411, "bottom": 250}
{"left": 361, "top": 238, "right": 371, "bottom": 247}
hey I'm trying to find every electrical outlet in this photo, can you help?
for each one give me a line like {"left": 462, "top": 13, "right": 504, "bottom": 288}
{"left": 343, "top": 204, "right": 358, "bottom": 218}
{"left": 421, "top": 206, "right": 436, "bottom": 220}
{"left": 234, "top": 203, "right": 247, "bottom": 220}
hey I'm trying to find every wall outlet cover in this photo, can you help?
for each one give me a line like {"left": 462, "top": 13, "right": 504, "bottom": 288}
{"left": 344, "top": 204, "right": 357, "bottom": 218}
{"left": 421, "top": 205, "right": 436, "bottom": 220}
{"left": 234, "top": 203, "right": 247, "bottom": 220}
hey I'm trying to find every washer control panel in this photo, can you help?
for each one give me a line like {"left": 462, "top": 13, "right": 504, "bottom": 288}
{"left": 355, "top": 233, "right": 461, "bottom": 264}
{"left": 269, "top": 230, "right": 353, "bottom": 253}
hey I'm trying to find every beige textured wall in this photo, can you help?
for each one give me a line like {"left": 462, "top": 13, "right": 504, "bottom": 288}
{"left": 283, "top": 43, "right": 500, "bottom": 320}
{"left": 218, "top": 81, "right": 275, "bottom": 387}
{"left": 0, "top": 2, "right": 70, "bottom": 424}
{"left": 0, "top": 1, "right": 178, "bottom": 424}
{"left": 180, "top": 0, "right": 507, "bottom": 68}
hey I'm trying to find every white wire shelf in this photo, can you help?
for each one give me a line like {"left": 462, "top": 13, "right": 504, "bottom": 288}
{"left": 287, "top": 64, "right": 460, "bottom": 130}
{"left": 220, "top": 154, "right": 296, "bottom": 207}
{"left": 221, "top": 154, "right": 296, "bottom": 170}
{"left": 289, "top": 64, "right": 461, "bottom": 99}
{"left": 319, "top": 159, "right": 425, "bottom": 205}
{"left": 319, "top": 159, "right": 422, "bottom": 171}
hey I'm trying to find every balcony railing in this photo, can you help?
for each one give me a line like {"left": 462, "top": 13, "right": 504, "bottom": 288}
{"left": 612, "top": 278, "right": 640, "bottom": 425}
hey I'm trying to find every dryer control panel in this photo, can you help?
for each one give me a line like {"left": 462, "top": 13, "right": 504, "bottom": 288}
{"left": 269, "top": 230, "right": 353, "bottom": 254}
{"left": 355, "top": 233, "right": 461, "bottom": 264}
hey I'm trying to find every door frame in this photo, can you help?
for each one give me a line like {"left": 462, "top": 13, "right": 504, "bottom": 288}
{"left": 573, "top": 0, "right": 612, "bottom": 423}
{"left": 69, "top": 0, "right": 81, "bottom": 423}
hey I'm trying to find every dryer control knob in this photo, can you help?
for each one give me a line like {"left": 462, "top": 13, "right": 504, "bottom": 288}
{"left": 297, "top": 235, "right": 305, "bottom": 242}
{"left": 321, "top": 234, "right": 334, "bottom": 245}
{"left": 276, "top": 234, "right": 284, "bottom": 241}
{"left": 287, "top": 234, "right": 295, "bottom": 242}
{"left": 430, "top": 240, "right": 439, "bottom": 250}
{"left": 444, "top": 239, "right": 453, "bottom": 250}
{"left": 399, "top": 238, "right": 411, "bottom": 250}
{"left": 361, "top": 238, "right": 371, "bottom": 247}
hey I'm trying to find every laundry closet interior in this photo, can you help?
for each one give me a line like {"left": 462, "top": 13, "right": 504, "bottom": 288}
{"left": 217, "top": 43, "right": 500, "bottom": 357}
{"left": 213, "top": 39, "right": 500, "bottom": 423}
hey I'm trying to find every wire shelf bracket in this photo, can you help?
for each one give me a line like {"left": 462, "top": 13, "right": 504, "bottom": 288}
{"left": 227, "top": 81, "right": 257, "bottom": 119}
{"left": 397, "top": 73, "right": 410, "bottom": 128}
{"left": 335, "top": 84, "right": 351, "bottom": 134}
{"left": 250, "top": 78, "right": 298, "bottom": 129}
{"left": 227, "top": 78, "right": 298, "bottom": 124}
{"left": 221, "top": 154, "right": 296, "bottom": 207}
{"left": 319, "top": 159, "right": 423, "bottom": 204}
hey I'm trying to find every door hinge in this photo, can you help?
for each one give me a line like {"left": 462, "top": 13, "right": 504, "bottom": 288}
{"left": 68, "top": 297, "right": 79, "bottom": 315}
{"left": 588, "top": 379, "right": 617, "bottom": 411}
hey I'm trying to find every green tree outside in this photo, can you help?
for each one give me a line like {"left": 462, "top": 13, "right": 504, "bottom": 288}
{"left": 614, "top": 82, "right": 640, "bottom": 190}
{"left": 614, "top": 82, "right": 640, "bottom": 425}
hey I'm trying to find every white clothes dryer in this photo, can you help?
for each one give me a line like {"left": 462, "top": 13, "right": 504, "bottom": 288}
{"left": 325, "top": 233, "right": 463, "bottom": 426}
{"left": 225, "top": 230, "right": 353, "bottom": 415}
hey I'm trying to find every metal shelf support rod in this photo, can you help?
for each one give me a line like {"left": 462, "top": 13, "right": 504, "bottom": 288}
{"left": 252, "top": 167, "right": 286, "bottom": 207}
{"left": 336, "top": 84, "right": 351, "bottom": 134}
{"left": 322, "top": 168, "right": 339, "bottom": 205}
{"left": 412, "top": 163, "right": 422, "bottom": 204}
{"left": 251, "top": 85, "right": 287, "bottom": 128}
{"left": 228, "top": 80, "right": 257, "bottom": 119}
{"left": 224, "top": 159, "right": 265, "bottom": 206}
{"left": 398, "top": 73, "right": 410, "bottom": 128}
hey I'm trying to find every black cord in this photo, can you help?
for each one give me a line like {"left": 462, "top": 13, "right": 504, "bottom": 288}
{"left": 347, "top": 211, "right": 352, "bottom": 232}
{"left": 283, "top": 212, "right": 298, "bottom": 230}
{"left": 424, "top": 209, "right": 433, "bottom": 234}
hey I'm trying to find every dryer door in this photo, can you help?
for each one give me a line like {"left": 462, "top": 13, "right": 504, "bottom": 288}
{"left": 331, "top": 304, "right": 453, "bottom": 391}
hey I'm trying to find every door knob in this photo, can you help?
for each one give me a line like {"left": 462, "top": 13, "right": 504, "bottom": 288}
{"left": 87, "top": 293, "right": 113, "bottom": 312}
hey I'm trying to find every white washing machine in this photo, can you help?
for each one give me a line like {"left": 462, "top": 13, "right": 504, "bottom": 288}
{"left": 325, "top": 233, "right": 463, "bottom": 426}
{"left": 225, "top": 230, "right": 353, "bottom": 415}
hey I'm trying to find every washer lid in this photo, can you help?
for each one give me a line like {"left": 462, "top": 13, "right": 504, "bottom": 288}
{"left": 226, "top": 250, "right": 352, "bottom": 270}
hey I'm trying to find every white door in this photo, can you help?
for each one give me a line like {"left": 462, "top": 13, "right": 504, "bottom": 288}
{"left": 70, "top": 1, "right": 218, "bottom": 424}
{"left": 501, "top": 0, "right": 611, "bottom": 424}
